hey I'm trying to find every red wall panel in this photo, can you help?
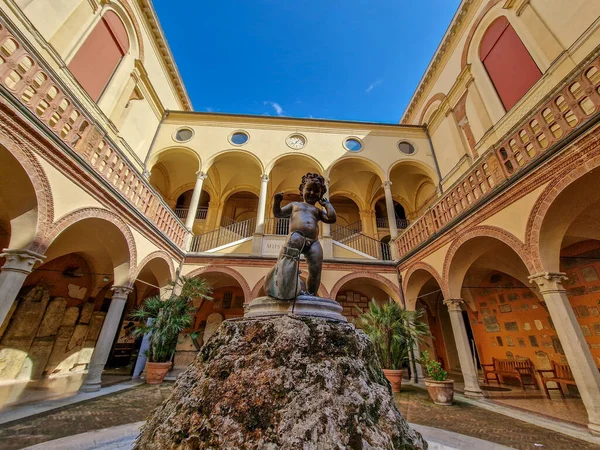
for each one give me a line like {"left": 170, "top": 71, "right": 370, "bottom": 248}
{"left": 480, "top": 17, "right": 541, "bottom": 111}
{"left": 68, "top": 11, "right": 129, "bottom": 101}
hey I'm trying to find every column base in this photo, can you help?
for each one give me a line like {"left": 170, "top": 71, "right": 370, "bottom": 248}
{"left": 251, "top": 234, "right": 264, "bottom": 255}
{"left": 79, "top": 381, "right": 102, "bottom": 392}
{"left": 464, "top": 388, "right": 485, "bottom": 398}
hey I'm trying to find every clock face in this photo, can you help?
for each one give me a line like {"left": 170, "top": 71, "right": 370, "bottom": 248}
{"left": 287, "top": 134, "right": 306, "bottom": 149}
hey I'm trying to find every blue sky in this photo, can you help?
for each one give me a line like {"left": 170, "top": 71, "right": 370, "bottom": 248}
{"left": 154, "top": 1, "right": 461, "bottom": 123}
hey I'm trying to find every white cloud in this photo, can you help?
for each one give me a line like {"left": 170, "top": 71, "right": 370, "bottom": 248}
{"left": 366, "top": 79, "right": 383, "bottom": 93}
{"left": 264, "top": 101, "right": 284, "bottom": 116}
{"left": 205, "top": 106, "right": 214, "bottom": 112}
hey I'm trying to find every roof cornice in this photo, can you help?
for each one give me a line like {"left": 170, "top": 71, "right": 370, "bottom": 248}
{"left": 400, "top": 0, "right": 478, "bottom": 124}
{"left": 136, "top": 0, "right": 192, "bottom": 111}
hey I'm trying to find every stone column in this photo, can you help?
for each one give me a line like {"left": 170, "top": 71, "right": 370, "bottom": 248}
{"left": 0, "top": 249, "right": 45, "bottom": 328}
{"left": 321, "top": 178, "right": 333, "bottom": 259}
{"left": 443, "top": 298, "right": 483, "bottom": 398}
{"left": 185, "top": 171, "right": 208, "bottom": 230}
{"left": 383, "top": 181, "right": 398, "bottom": 240}
{"left": 530, "top": 272, "right": 600, "bottom": 432}
{"left": 252, "top": 174, "right": 270, "bottom": 255}
{"left": 255, "top": 174, "right": 269, "bottom": 234}
{"left": 80, "top": 286, "right": 133, "bottom": 392}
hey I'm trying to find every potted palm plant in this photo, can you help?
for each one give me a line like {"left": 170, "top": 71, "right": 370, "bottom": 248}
{"left": 356, "top": 299, "right": 430, "bottom": 393}
{"left": 131, "top": 276, "right": 212, "bottom": 384}
{"left": 419, "top": 350, "right": 454, "bottom": 405}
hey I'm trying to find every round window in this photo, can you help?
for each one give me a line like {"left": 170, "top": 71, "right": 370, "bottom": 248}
{"left": 174, "top": 128, "right": 193, "bottom": 142}
{"left": 398, "top": 141, "right": 415, "bottom": 155}
{"left": 230, "top": 131, "right": 249, "bottom": 146}
{"left": 344, "top": 138, "right": 363, "bottom": 152}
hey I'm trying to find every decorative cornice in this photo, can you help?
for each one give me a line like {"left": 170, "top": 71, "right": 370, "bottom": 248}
{"left": 401, "top": 0, "right": 478, "bottom": 124}
{"left": 136, "top": 0, "right": 192, "bottom": 111}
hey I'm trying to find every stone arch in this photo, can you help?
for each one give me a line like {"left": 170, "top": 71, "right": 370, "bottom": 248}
{"left": 207, "top": 149, "right": 265, "bottom": 175}
{"left": 387, "top": 160, "right": 438, "bottom": 186}
{"left": 402, "top": 262, "right": 445, "bottom": 306}
{"left": 327, "top": 155, "right": 385, "bottom": 183}
{"left": 526, "top": 147, "right": 600, "bottom": 273}
{"left": 328, "top": 190, "right": 366, "bottom": 211}
{"left": 251, "top": 276, "right": 330, "bottom": 299}
{"left": 186, "top": 266, "right": 251, "bottom": 304}
{"left": 329, "top": 272, "right": 400, "bottom": 303}
{"left": 221, "top": 185, "right": 261, "bottom": 203}
{"left": 0, "top": 138, "right": 53, "bottom": 252}
{"left": 42, "top": 207, "right": 137, "bottom": 280}
{"left": 266, "top": 152, "right": 323, "bottom": 176}
{"left": 418, "top": 92, "right": 447, "bottom": 125}
{"left": 131, "top": 250, "right": 176, "bottom": 284}
{"left": 460, "top": 0, "right": 505, "bottom": 68}
{"left": 101, "top": 0, "right": 145, "bottom": 62}
{"left": 147, "top": 145, "right": 202, "bottom": 174}
{"left": 443, "top": 225, "right": 535, "bottom": 298}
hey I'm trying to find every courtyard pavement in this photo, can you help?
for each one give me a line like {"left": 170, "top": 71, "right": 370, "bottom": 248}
{"left": 0, "top": 382, "right": 597, "bottom": 449}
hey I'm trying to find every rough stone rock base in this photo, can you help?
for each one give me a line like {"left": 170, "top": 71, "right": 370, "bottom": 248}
{"left": 134, "top": 315, "right": 427, "bottom": 449}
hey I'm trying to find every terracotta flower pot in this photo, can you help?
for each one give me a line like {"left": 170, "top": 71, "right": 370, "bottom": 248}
{"left": 424, "top": 378, "right": 454, "bottom": 405}
{"left": 146, "top": 361, "right": 172, "bottom": 385}
{"left": 383, "top": 368, "right": 403, "bottom": 393}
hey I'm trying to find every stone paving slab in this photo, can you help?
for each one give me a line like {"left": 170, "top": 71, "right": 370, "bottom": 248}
{"left": 0, "top": 382, "right": 597, "bottom": 450}
{"left": 396, "top": 385, "right": 599, "bottom": 450}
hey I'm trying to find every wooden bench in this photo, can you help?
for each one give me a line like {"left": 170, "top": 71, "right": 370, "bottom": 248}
{"left": 538, "top": 362, "right": 576, "bottom": 398}
{"left": 481, "top": 358, "right": 538, "bottom": 390}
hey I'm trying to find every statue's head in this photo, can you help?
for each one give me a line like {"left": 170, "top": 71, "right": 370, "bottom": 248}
{"left": 299, "top": 173, "right": 327, "bottom": 204}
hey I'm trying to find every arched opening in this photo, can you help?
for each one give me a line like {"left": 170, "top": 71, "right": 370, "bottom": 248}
{"left": 0, "top": 147, "right": 39, "bottom": 256}
{"left": 207, "top": 151, "right": 263, "bottom": 233}
{"left": 0, "top": 216, "right": 131, "bottom": 399}
{"left": 479, "top": 16, "right": 541, "bottom": 111}
{"left": 175, "top": 189, "right": 210, "bottom": 221}
{"left": 221, "top": 191, "right": 259, "bottom": 225}
{"left": 404, "top": 268, "right": 459, "bottom": 377}
{"left": 329, "top": 194, "right": 360, "bottom": 230}
{"left": 374, "top": 198, "right": 407, "bottom": 231}
{"left": 148, "top": 147, "right": 200, "bottom": 206}
{"left": 105, "top": 255, "right": 173, "bottom": 376}
{"left": 68, "top": 11, "right": 130, "bottom": 102}
{"left": 265, "top": 155, "right": 322, "bottom": 235}
{"left": 333, "top": 275, "right": 400, "bottom": 323}
{"left": 445, "top": 233, "right": 588, "bottom": 422}
{"left": 388, "top": 161, "right": 437, "bottom": 220}
{"left": 172, "top": 271, "right": 246, "bottom": 371}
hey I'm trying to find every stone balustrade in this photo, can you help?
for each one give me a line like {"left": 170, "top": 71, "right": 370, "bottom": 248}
{"left": 397, "top": 54, "right": 600, "bottom": 258}
{"left": 0, "top": 22, "right": 188, "bottom": 249}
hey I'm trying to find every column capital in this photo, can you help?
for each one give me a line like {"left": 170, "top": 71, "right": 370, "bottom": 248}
{"left": 383, "top": 180, "right": 393, "bottom": 189}
{"left": 111, "top": 285, "right": 134, "bottom": 299}
{"left": 260, "top": 173, "right": 269, "bottom": 182}
{"left": 443, "top": 298, "right": 464, "bottom": 311}
{"left": 195, "top": 171, "right": 208, "bottom": 180}
{"left": 0, "top": 249, "right": 45, "bottom": 274}
{"left": 528, "top": 272, "right": 567, "bottom": 294}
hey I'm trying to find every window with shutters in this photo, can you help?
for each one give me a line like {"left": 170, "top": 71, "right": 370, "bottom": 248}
{"left": 68, "top": 11, "right": 130, "bottom": 102}
{"left": 479, "top": 16, "right": 541, "bottom": 111}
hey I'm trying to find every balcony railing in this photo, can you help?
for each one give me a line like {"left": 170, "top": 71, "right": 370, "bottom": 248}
{"left": 0, "top": 21, "right": 188, "bottom": 249}
{"left": 174, "top": 207, "right": 208, "bottom": 220}
{"left": 189, "top": 217, "right": 256, "bottom": 253}
{"left": 396, "top": 53, "right": 600, "bottom": 258}
{"left": 331, "top": 221, "right": 362, "bottom": 242}
{"left": 264, "top": 217, "right": 290, "bottom": 235}
{"left": 375, "top": 217, "right": 409, "bottom": 230}
{"left": 332, "top": 223, "right": 391, "bottom": 260}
